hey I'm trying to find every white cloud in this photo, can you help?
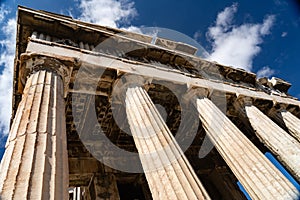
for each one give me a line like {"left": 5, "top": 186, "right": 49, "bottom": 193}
{"left": 0, "top": 4, "right": 10, "bottom": 23}
{"left": 206, "top": 3, "right": 275, "bottom": 71}
{"left": 0, "top": 18, "right": 17, "bottom": 135}
{"left": 281, "top": 32, "right": 287, "bottom": 37}
{"left": 256, "top": 66, "right": 275, "bottom": 78}
{"left": 193, "top": 30, "right": 202, "bottom": 41}
{"left": 274, "top": 0, "right": 288, "bottom": 6}
{"left": 121, "top": 25, "right": 143, "bottom": 34}
{"left": 215, "top": 3, "right": 237, "bottom": 28}
{"left": 78, "top": 0, "right": 137, "bottom": 28}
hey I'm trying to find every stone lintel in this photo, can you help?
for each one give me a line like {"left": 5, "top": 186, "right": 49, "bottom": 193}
{"left": 155, "top": 37, "right": 198, "bottom": 55}
{"left": 24, "top": 41, "right": 300, "bottom": 109}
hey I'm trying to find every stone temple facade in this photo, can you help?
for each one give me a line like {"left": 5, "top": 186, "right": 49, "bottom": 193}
{"left": 0, "top": 6, "right": 300, "bottom": 200}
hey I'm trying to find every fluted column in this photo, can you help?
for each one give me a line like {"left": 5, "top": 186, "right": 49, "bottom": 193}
{"left": 196, "top": 97, "right": 299, "bottom": 200}
{"left": 0, "top": 56, "right": 70, "bottom": 199}
{"left": 272, "top": 110, "right": 300, "bottom": 143}
{"left": 125, "top": 86, "right": 210, "bottom": 200}
{"left": 245, "top": 105, "right": 300, "bottom": 182}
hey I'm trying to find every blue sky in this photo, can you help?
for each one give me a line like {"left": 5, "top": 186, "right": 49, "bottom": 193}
{"left": 0, "top": 0, "right": 300, "bottom": 198}
{"left": 0, "top": 0, "right": 299, "bottom": 135}
{"left": 0, "top": 0, "right": 300, "bottom": 195}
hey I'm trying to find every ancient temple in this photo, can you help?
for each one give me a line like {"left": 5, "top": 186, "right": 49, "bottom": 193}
{"left": 0, "top": 6, "right": 300, "bottom": 200}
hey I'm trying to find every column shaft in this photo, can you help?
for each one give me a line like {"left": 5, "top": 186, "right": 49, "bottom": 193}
{"left": 196, "top": 97, "right": 299, "bottom": 200}
{"left": 245, "top": 105, "right": 300, "bottom": 182}
{"left": 275, "top": 110, "right": 300, "bottom": 142}
{"left": 0, "top": 70, "right": 69, "bottom": 199}
{"left": 125, "top": 86, "right": 210, "bottom": 200}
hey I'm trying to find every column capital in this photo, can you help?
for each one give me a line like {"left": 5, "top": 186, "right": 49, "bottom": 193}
{"left": 112, "top": 73, "right": 152, "bottom": 103}
{"left": 20, "top": 53, "right": 79, "bottom": 97}
{"left": 235, "top": 94, "right": 253, "bottom": 106}
{"left": 267, "top": 102, "right": 288, "bottom": 118}
{"left": 182, "top": 86, "right": 209, "bottom": 106}
{"left": 233, "top": 94, "right": 254, "bottom": 115}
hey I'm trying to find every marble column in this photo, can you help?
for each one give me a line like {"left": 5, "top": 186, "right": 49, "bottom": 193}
{"left": 0, "top": 59, "right": 69, "bottom": 199}
{"left": 272, "top": 110, "right": 300, "bottom": 143}
{"left": 196, "top": 97, "right": 299, "bottom": 200}
{"left": 125, "top": 86, "right": 210, "bottom": 200}
{"left": 245, "top": 104, "right": 300, "bottom": 182}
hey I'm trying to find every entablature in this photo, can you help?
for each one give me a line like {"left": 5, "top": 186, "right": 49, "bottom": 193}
{"left": 20, "top": 40, "right": 300, "bottom": 111}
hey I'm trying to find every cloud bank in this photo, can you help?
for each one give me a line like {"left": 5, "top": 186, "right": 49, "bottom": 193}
{"left": 78, "top": 0, "right": 137, "bottom": 28}
{"left": 0, "top": 15, "right": 16, "bottom": 135}
{"left": 0, "top": 4, "right": 10, "bottom": 23}
{"left": 206, "top": 3, "right": 275, "bottom": 73}
{"left": 256, "top": 66, "right": 275, "bottom": 78}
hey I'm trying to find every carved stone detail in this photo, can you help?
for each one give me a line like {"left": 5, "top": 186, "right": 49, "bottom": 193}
{"left": 20, "top": 53, "right": 75, "bottom": 97}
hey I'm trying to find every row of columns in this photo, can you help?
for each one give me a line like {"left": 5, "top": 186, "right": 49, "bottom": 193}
{"left": 196, "top": 97, "right": 299, "bottom": 199}
{"left": 271, "top": 109, "right": 300, "bottom": 143}
{"left": 124, "top": 84, "right": 300, "bottom": 200}
{"left": 0, "top": 54, "right": 300, "bottom": 199}
{"left": 245, "top": 104, "right": 300, "bottom": 181}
